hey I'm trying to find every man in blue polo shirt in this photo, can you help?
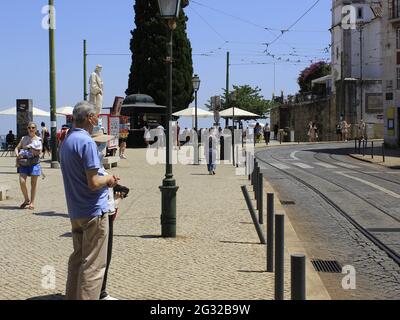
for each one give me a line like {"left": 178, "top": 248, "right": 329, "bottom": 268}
{"left": 60, "top": 101, "right": 119, "bottom": 300}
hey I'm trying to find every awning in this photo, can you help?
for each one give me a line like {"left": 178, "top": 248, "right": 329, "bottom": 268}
{"left": 311, "top": 75, "right": 332, "bottom": 86}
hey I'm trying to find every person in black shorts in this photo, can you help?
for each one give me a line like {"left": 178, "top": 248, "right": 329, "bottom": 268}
{"left": 41, "top": 122, "right": 51, "bottom": 159}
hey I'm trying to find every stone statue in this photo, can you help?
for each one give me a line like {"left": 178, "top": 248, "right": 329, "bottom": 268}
{"left": 89, "top": 65, "right": 104, "bottom": 115}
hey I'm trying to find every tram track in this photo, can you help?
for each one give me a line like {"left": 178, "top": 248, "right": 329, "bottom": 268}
{"left": 255, "top": 149, "right": 400, "bottom": 267}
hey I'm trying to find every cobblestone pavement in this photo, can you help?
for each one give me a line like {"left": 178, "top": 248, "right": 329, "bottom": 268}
{"left": 0, "top": 147, "right": 327, "bottom": 300}
{"left": 257, "top": 142, "right": 400, "bottom": 300}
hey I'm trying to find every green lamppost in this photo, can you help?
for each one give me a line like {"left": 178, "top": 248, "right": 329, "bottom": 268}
{"left": 48, "top": 0, "right": 59, "bottom": 169}
{"left": 192, "top": 74, "right": 200, "bottom": 165}
{"left": 158, "top": 0, "right": 181, "bottom": 238}
{"left": 230, "top": 91, "right": 236, "bottom": 166}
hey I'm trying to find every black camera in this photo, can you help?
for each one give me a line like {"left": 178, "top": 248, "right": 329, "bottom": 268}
{"left": 113, "top": 184, "right": 130, "bottom": 199}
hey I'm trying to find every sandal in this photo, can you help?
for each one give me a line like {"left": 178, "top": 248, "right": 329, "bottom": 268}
{"left": 20, "top": 200, "right": 31, "bottom": 209}
{"left": 28, "top": 204, "right": 35, "bottom": 210}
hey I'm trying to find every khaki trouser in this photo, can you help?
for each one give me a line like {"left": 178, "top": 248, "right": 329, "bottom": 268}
{"left": 65, "top": 214, "right": 109, "bottom": 300}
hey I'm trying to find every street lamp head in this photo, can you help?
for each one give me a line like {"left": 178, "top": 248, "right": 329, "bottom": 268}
{"left": 157, "top": 0, "right": 181, "bottom": 19}
{"left": 192, "top": 74, "right": 201, "bottom": 91}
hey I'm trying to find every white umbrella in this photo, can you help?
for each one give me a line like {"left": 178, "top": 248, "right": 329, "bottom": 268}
{"left": 56, "top": 106, "right": 74, "bottom": 116}
{"left": 173, "top": 107, "right": 213, "bottom": 118}
{"left": 0, "top": 107, "right": 50, "bottom": 117}
{"left": 219, "top": 107, "right": 259, "bottom": 118}
{"left": 173, "top": 107, "right": 214, "bottom": 128}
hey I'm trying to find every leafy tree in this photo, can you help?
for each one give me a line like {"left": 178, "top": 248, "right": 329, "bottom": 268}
{"left": 126, "top": 0, "right": 194, "bottom": 112}
{"left": 206, "top": 85, "right": 273, "bottom": 117}
{"left": 297, "top": 61, "right": 331, "bottom": 93}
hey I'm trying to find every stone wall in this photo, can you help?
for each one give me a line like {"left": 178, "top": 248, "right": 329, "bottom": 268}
{"left": 270, "top": 97, "right": 338, "bottom": 142}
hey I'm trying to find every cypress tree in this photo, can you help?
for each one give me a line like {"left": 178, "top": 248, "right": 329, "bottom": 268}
{"left": 126, "top": 0, "right": 194, "bottom": 112}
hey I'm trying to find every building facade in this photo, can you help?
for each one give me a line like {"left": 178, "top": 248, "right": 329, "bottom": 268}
{"left": 382, "top": 0, "right": 400, "bottom": 147}
{"left": 331, "top": 0, "right": 384, "bottom": 138}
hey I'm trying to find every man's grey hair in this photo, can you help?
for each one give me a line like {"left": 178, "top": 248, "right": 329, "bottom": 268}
{"left": 73, "top": 101, "right": 96, "bottom": 125}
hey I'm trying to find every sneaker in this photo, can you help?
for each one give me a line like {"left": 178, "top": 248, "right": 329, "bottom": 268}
{"left": 100, "top": 295, "right": 118, "bottom": 300}
{"left": 120, "top": 154, "right": 127, "bottom": 159}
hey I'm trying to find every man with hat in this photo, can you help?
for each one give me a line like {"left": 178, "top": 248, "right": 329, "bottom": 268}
{"left": 60, "top": 101, "right": 119, "bottom": 300}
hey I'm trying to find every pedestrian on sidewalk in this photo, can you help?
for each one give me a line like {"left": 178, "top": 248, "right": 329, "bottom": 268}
{"left": 60, "top": 101, "right": 119, "bottom": 300}
{"left": 263, "top": 123, "right": 271, "bottom": 145}
{"left": 254, "top": 123, "right": 262, "bottom": 144}
{"left": 91, "top": 129, "right": 129, "bottom": 300}
{"left": 357, "top": 119, "right": 366, "bottom": 141}
{"left": 14, "top": 122, "right": 42, "bottom": 210}
{"left": 205, "top": 128, "right": 218, "bottom": 175}
{"left": 273, "top": 123, "right": 279, "bottom": 140}
{"left": 41, "top": 122, "right": 51, "bottom": 159}
{"left": 340, "top": 120, "right": 350, "bottom": 142}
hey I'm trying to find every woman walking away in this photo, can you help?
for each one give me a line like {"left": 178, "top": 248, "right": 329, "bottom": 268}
{"left": 41, "top": 122, "right": 51, "bottom": 159}
{"left": 205, "top": 128, "right": 218, "bottom": 175}
{"left": 15, "top": 122, "right": 42, "bottom": 210}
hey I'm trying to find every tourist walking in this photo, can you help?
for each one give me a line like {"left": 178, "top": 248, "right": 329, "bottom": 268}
{"left": 60, "top": 101, "right": 119, "bottom": 300}
{"left": 340, "top": 120, "right": 350, "bottom": 142}
{"left": 41, "top": 122, "right": 51, "bottom": 159}
{"left": 263, "top": 123, "right": 271, "bottom": 145}
{"left": 273, "top": 124, "right": 279, "bottom": 140}
{"left": 205, "top": 128, "right": 218, "bottom": 175}
{"left": 14, "top": 122, "right": 42, "bottom": 210}
{"left": 254, "top": 123, "right": 262, "bottom": 144}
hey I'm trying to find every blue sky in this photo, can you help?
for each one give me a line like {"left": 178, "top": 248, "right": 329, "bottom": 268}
{"left": 0, "top": 0, "right": 331, "bottom": 134}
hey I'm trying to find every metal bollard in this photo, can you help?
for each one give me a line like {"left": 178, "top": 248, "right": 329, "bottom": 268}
{"left": 291, "top": 254, "right": 306, "bottom": 300}
{"left": 236, "top": 146, "right": 239, "bottom": 168}
{"left": 254, "top": 165, "right": 259, "bottom": 202}
{"left": 363, "top": 139, "right": 366, "bottom": 157}
{"left": 258, "top": 172, "right": 264, "bottom": 225}
{"left": 371, "top": 141, "right": 374, "bottom": 159}
{"left": 382, "top": 143, "right": 385, "bottom": 163}
{"left": 266, "top": 193, "right": 274, "bottom": 273}
{"left": 275, "top": 214, "right": 285, "bottom": 300}
{"left": 241, "top": 186, "right": 266, "bottom": 244}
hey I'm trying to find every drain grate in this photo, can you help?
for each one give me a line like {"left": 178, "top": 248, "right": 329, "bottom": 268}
{"left": 280, "top": 200, "right": 296, "bottom": 205}
{"left": 311, "top": 259, "right": 342, "bottom": 273}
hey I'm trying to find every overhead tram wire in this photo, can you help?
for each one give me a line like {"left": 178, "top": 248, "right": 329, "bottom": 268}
{"left": 190, "top": 0, "right": 327, "bottom": 52}
{"left": 267, "top": 0, "right": 322, "bottom": 47}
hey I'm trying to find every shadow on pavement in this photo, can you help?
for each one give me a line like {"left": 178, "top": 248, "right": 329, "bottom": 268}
{"left": 34, "top": 211, "right": 69, "bottom": 218}
{"left": 0, "top": 206, "right": 22, "bottom": 211}
{"left": 27, "top": 293, "right": 64, "bottom": 300}
{"left": 220, "top": 240, "right": 260, "bottom": 245}
{"left": 114, "top": 234, "right": 162, "bottom": 239}
{"left": 60, "top": 232, "right": 72, "bottom": 237}
{"left": 238, "top": 270, "right": 266, "bottom": 274}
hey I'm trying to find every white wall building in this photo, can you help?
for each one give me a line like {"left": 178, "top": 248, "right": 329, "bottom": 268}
{"left": 331, "top": 0, "right": 384, "bottom": 137}
{"left": 382, "top": 0, "right": 400, "bottom": 147}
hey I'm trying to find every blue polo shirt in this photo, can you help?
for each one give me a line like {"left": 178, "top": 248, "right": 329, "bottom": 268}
{"left": 60, "top": 128, "right": 108, "bottom": 219}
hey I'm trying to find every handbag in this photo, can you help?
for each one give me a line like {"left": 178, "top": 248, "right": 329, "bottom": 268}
{"left": 18, "top": 156, "right": 40, "bottom": 167}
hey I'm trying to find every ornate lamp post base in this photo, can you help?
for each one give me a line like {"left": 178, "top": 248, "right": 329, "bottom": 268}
{"left": 159, "top": 176, "right": 179, "bottom": 237}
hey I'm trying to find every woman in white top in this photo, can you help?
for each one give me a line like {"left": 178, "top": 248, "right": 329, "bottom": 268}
{"left": 14, "top": 122, "right": 43, "bottom": 210}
